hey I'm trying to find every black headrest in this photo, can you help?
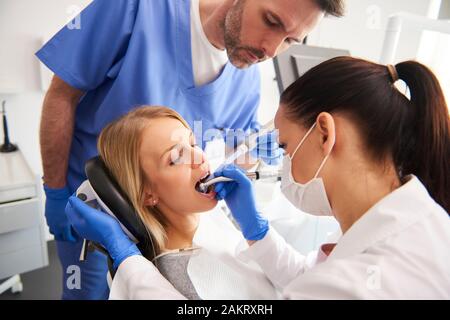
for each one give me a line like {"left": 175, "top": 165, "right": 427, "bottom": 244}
{"left": 85, "top": 156, "right": 156, "bottom": 260}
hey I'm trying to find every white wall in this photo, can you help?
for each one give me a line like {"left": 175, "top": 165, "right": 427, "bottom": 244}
{"left": 0, "top": 0, "right": 91, "bottom": 177}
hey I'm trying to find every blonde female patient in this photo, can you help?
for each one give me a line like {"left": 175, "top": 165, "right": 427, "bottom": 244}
{"left": 96, "top": 106, "right": 278, "bottom": 300}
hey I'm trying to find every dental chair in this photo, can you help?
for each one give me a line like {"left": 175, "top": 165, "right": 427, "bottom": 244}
{"left": 76, "top": 156, "right": 156, "bottom": 277}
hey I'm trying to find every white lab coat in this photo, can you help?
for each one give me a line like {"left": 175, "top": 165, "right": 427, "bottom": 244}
{"left": 110, "top": 176, "right": 450, "bottom": 299}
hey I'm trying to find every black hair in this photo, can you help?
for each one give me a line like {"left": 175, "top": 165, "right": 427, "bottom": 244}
{"left": 281, "top": 56, "right": 450, "bottom": 213}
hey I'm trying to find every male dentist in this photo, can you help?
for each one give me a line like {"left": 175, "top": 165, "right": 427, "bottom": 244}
{"left": 37, "top": 0, "right": 344, "bottom": 299}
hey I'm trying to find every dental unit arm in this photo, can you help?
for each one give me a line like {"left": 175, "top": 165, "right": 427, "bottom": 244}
{"left": 76, "top": 156, "right": 156, "bottom": 276}
{"left": 222, "top": 119, "right": 275, "bottom": 166}
{"left": 197, "top": 119, "right": 278, "bottom": 193}
{"left": 197, "top": 170, "right": 282, "bottom": 193}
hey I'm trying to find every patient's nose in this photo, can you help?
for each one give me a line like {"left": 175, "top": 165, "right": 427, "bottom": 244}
{"left": 191, "top": 147, "right": 205, "bottom": 169}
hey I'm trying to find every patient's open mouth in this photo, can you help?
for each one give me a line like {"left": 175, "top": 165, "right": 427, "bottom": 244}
{"left": 195, "top": 173, "right": 210, "bottom": 193}
{"left": 195, "top": 173, "right": 217, "bottom": 199}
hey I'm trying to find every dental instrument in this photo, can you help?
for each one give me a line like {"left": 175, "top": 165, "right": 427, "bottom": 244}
{"left": 197, "top": 170, "right": 282, "bottom": 194}
{"left": 222, "top": 119, "right": 275, "bottom": 166}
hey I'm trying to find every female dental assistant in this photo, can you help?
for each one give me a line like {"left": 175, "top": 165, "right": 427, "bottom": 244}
{"left": 66, "top": 57, "right": 450, "bottom": 299}
{"left": 37, "top": 0, "right": 337, "bottom": 299}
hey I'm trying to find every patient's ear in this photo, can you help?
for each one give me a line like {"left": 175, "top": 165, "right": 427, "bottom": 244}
{"left": 143, "top": 185, "right": 158, "bottom": 207}
{"left": 143, "top": 193, "right": 152, "bottom": 206}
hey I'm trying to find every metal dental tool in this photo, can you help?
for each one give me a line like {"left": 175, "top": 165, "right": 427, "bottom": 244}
{"left": 198, "top": 170, "right": 282, "bottom": 194}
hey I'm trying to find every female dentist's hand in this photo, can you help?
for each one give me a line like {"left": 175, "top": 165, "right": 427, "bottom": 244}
{"left": 65, "top": 196, "right": 142, "bottom": 269}
{"left": 214, "top": 165, "right": 269, "bottom": 241}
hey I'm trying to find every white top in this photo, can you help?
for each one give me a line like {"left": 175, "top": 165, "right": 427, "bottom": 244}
{"left": 190, "top": 0, "right": 228, "bottom": 87}
{"left": 238, "top": 175, "right": 450, "bottom": 299}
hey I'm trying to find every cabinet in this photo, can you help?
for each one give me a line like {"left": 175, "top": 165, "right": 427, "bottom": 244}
{"left": 0, "top": 150, "right": 48, "bottom": 294}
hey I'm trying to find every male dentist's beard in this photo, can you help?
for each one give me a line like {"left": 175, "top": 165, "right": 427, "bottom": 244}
{"left": 223, "top": 0, "right": 264, "bottom": 69}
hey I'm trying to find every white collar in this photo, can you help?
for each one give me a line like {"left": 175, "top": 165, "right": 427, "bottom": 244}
{"left": 329, "top": 175, "right": 436, "bottom": 259}
{"left": 191, "top": 0, "right": 226, "bottom": 56}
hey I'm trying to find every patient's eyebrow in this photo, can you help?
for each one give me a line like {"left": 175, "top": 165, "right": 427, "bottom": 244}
{"left": 160, "top": 131, "right": 193, "bottom": 159}
{"left": 161, "top": 144, "right": 179, "bottom": 159}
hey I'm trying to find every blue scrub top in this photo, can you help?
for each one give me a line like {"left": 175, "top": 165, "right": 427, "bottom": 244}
{"left": 36, "top": 0, "right": 261, "bottom": 192}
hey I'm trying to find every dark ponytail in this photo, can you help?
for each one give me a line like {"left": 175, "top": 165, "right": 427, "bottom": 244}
{"left": 395, "top": 61, "right": 450, "bottom": 213}
{"left": 281, "top": 57, "right": 450, "bottom": 213}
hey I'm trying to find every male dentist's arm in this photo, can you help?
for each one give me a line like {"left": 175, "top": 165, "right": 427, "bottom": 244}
{"left": 65, "top": 196, "right": 187, "bottom": 300}
{"left": 40, "top": 76, "right": 84, "bottom": 242}
{"left": 214, "top": 165, "right": 314, "bottom": 290}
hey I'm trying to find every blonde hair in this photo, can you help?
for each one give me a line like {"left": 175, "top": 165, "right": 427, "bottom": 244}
{"left": 97, "top": 106, "right": 190, "bottom": 257}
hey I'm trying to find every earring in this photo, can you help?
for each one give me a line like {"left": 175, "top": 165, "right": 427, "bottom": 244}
{"left": 152, "top": 198, "right": 158, "bottom": 206}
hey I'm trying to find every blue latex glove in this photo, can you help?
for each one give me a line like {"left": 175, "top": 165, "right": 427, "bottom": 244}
{"left": 213, "top": 164, "right": 269, "bottom": 241}
{"left": 249, "top": 124, "right": 284, "bottom": 166}
{"left": 43, "top": 185, "right": 79, "bottom": 243}
{"left": 65, "top": 196, "right": 141, "bottom": 269}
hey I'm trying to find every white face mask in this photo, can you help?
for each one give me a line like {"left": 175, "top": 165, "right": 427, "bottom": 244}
{"left": 280, "top": 123, "right": 335, "bottom": 216}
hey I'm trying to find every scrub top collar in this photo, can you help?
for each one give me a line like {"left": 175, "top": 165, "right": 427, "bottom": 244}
{"left": 177, "top": 0, "right": 234, "bottom": 97}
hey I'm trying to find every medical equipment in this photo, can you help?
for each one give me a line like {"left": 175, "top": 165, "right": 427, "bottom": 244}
{"left": 196, "top": 119, "right": 278, "bottom": 193}
{"left": 380, "top": 13, "right": 450, "bottom": 64}
{"left": 280, "top": 123, "right": 335, "bottom": 216}
{"left": 273, "top": 45, "right": 350, "bottom": 93}
{"left": 222, "top": 119, "right": 275, "bottom": 166}
{"left": 1, "top": 101, "right": 18, "bottom": 153}
{"left": 0, "top": 149, "right": 48, "bottom": 295}
{"left": 197, "top": 170, "right": 282, "bottom": 194}
{"left": 379, "top": 13, "right": 450, "bottom": 107}
{"left": 76, "top": 156, "right": 156, "bottom": 275}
